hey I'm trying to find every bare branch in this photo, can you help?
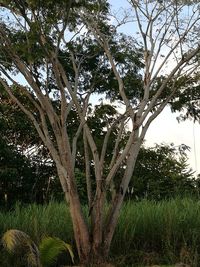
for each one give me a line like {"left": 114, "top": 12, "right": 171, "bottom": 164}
{"left": 100, "top": 114, "right": 126, "bottom": 171}
{"left": 83, "top": 128, "right": 92, "bottom": 207}
{"left": 108, "top": 118, "right": 125, "bottom": 170}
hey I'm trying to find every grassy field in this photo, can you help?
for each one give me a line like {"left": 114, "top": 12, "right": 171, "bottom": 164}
{"left": 1, "top": 198, "right": 200, "bottom": 266}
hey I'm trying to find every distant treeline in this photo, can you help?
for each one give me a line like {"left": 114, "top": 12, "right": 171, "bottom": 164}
{"left": 1, "top": 135, "right": 199, "bottom": 208}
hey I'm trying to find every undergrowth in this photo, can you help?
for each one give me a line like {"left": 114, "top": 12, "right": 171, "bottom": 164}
{"left": 1, "top": 198, "right": 200, "bottom": 266}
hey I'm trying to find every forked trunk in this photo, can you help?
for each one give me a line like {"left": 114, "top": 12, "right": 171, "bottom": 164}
{"left": 69, "top": 191, "right": 109, "bottom": 265}
{"left": 57, "top": 141, "right": 141, "bottom": 265}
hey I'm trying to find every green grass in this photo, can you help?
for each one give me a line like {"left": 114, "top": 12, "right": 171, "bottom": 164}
{"left": 112, "top": 198, "right": 200, "bottom": 266}
{"left": 0, "top": 201, "right": 73, "bottom": 242}
{"left": 1, "top": 198, "right": 200, "bottom": 266}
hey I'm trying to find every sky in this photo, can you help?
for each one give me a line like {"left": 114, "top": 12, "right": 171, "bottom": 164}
{"left": 108, "top": 0, "right": 200, "bottom": 175}
{"left": 145, "top": 107, "right": 200, "bottom": 175}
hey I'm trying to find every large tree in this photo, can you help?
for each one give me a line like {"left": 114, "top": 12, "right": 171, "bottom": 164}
{"left": 0, "top": 0, "right": 200, "bottom": 265}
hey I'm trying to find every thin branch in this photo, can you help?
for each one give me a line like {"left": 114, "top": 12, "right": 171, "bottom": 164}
{"left": 105, "top": 128, "right": 135, "bottom": 188}
{"left": 83, "top": 128, "right": 92, "bottom": 207}
{"left": 108, "top": 118, "right": 125, "bottom": 171}
{"left": 0, "top": 78, "right": 61, "bottom": 165}
{"left": 100, "top": 114, "right": 126, "bottom": 171}
{"left": 139, "top": 44, "right": 200, "bottom": 127}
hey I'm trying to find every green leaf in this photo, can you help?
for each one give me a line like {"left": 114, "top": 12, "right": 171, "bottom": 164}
{"left": 39, "top": 236, "right": 74, "bottom": 266}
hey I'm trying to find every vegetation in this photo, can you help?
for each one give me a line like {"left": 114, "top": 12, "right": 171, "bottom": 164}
{"left": 0, "top": 0, "right": 200, "bottom": 265}
{"left": 2, "top": 229, "right": 74, "bottom": 267}
{"left": 1, "top": 199, "right": 200, "bottom": 266}
{"left": 0, "top": 112, "right": 199, "bottom": 206}
{"left": 130, "top": 143, "right": 197, "bottom": 200}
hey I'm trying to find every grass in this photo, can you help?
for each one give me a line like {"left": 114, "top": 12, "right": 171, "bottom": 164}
{"left": 112, "top": 198, "right": 200, "bottom": 266}
{"left": 0, "top": 202, "right": 73, "bottom": 242}
{"left": 1, "top": 198, "right": 200, "bottom": 266}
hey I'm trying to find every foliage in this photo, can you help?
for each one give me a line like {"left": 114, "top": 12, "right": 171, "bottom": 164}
{"left": 2, "top": 229, "right": 41, "bottom": 267}
{"left": 113, "top": 199, "right": 200, "bottom": 266}
{"left": 39, "top": 237, "right": 74, "bottom": 266}
{"left": 1, "top": 200, "right": 200, "bottom": 266}
{"left": 74, "top": 143, "right": 197, "bottom": 202}
{"left": 0, "top": 138, "right": 35, "bottom": 207}
{"left": 128, "top": 144, "right": 195, "bottom": 200}
{"left": 0, "top": 92, "right": 63, "bottom": 206}
{"left": 2, "top": 229, "right": 74, "bottom": 267}
{"left": 0, "top": 126, "right": 197, "bottom": 205}
{"left": 0, "top": 136, "right": 62, "bottom": 207}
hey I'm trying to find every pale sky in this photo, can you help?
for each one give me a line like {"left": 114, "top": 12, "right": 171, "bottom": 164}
{"left": 145, "top": 107, "right": 200, "bottom": 175}
{"left": 109, "top": 0, "right": 200, "bottom": 175}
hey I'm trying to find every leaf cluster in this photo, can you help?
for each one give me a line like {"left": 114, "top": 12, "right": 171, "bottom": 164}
{"left": 129, "top": 143, "right": 195, "bottom": 200}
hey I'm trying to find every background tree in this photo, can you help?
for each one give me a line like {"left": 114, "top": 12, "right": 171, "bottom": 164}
{"left": 0, "top": 0, "right": 200, "bottom": 265}
{"left": 0, "top": 90, "right": 60, "bottom": 206}
{"left": 128, "top": 143, "right": 196, "bottom": 200}
{"left": 1, "top": 98, "right": 196, "bottom": 204}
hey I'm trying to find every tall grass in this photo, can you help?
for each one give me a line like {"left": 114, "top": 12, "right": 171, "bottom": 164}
{"left": 0, "top": 202, "right": 73, "bottom": 242}
{"left": 1, "top": 198, "right": 200, "bottom": 266}
{"left": 112, "top": 198, "right": 200, "bottom": 266}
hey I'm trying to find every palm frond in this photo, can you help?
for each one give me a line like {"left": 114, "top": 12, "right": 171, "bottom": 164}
{"left": 2, "top": 229, "right": 41, "bottom": 267}
{"left": 2, "top": 229, "right": 32, "bottom": 253}
{"left": 39, "top": 237, "right": 74, "bottom": 267}
{"left": 2, "top": 229, "right": 73, "bottom": 267}
{"left": 26, "top": 242, "right": 41, "bottom": 267}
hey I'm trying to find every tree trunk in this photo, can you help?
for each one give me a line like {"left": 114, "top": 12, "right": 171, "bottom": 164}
{"left": 66, "top": 186, "right": 109, "bottom": 265}
{"left": 56, "top": 166, "right": 91, "bottom": 263}
{"left": 68, "top": 191, "right": 90, "bottom": 263}
{"left": 56, "top": 140, "right": 142, "bottom": 265}
{"left": 91, "top": 190, "right": 105, "bottom": 262}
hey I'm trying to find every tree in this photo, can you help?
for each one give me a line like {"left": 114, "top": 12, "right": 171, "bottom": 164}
{"left": 128, "top": 143, "right": 195, "bottom": 200}
{"left": 0, "top": 0, "right": 200, "bottom": 264}
{"left": 0, "top": 95, "right": 60, "bottom": 206}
